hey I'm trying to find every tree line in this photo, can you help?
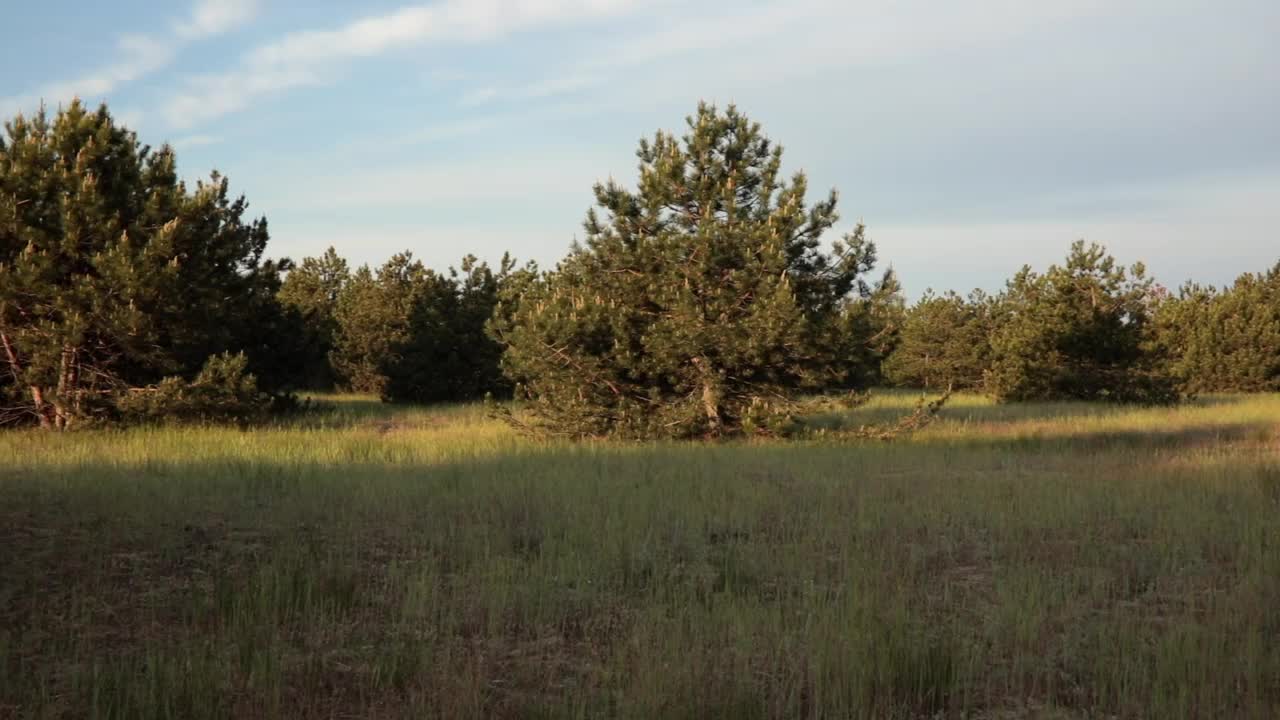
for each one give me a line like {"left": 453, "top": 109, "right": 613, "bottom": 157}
{"left": 886, "top": 247, "right": 1280, "bottom": 401}
{"left": 279, "top": 247, "right": 519, "bottom": 404}
{"left": 2, "top": 101, "right": 1276, "bottom": 435}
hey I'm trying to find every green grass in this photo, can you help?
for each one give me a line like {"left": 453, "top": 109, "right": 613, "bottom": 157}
{"left": 2, "top": 392, "right": 1278, "bottom": 718}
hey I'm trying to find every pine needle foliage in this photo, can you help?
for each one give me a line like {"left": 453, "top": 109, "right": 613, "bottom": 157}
{"left": 0, "top": 101, "right": 287, "bottom": 428}
{"left": 492, "top": 104, "right": 880, "bottom": 439}
{"left": 986, "top": 241, "right": 1179, "bottom": 404}
{"left": 1154, "top": 263, "right": 1280, "bottom": 393}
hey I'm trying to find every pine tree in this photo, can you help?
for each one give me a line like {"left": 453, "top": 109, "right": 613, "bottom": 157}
{"left": 1155, "top": 264, "right": 1280, "bottom": 392}
{"left": 330, "top": 253, "right": 431, "bottom": 395}
{"left": 986, "top": 241, "right": 1178, "bottom": 404}
{"left": 841, "top": 266, "right": 907, "bottom": 387}
{"left": 0, "top": 101, "right": 288, "bottom": 428}
{"left": 491, "top": 103, "right": 879, "bottom": 439}
{"left": 384, "top": 254, "right": 516, "bottom": 404}
{"left": 279, "top": 247, "right": 350, "bottom": 389}
{"left": 884, "top": 289, "right": 994, "bottom": 390}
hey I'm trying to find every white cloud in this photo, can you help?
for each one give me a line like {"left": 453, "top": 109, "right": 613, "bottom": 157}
{"left": 0, "top": 0, "right": 257, "bottom": 118}
{"left": 607, "top": 0, "right": 1132, "bottom": 83}
{"left": 604, "top": 0, "right": 810, "bottom": 68}
{"left": 0, "top": 35, "right": 173, "bottom": 117}
{"left": 178, "top": 0, "right": 260, "bottom": 39}
{"left": 428, "top": 0, "right": 1118, "bottom": 131}
{"left": 38, "top": 35, "right": 174, "bottom": 107}
{"left": 165, "top": 66, "right": 325, "bottom": 130}
{"left": 163, "top": 0, "right": 648, "bottom": 128}
{"left": 160, "top": 0, "right": 1271, "bottom": 297}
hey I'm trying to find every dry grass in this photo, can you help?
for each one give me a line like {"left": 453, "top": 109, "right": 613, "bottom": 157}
{"left": 1, "top": 392, "right": 1278, "bottom": 718}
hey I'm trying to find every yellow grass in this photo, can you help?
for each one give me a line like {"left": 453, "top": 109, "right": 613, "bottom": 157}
{"left": 2, "top": 392, "right": 1278, "bottom": 718}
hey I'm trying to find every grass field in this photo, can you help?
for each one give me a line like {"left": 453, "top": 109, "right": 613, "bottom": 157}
{"left": 2, "top": 392, "right": 1278, "bottom": 719}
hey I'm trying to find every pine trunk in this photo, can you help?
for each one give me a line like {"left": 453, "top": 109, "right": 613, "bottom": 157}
{"left": 42, "top": 345, "right": 83, "bottom": 431}
{"left": 53, "top": 346, "right": 72, "bottom": 430}
{"left": 2, "top": 330, "right": 55, "bottom": 429}
{"left": 700, "top": 377, "right": 722, "bottom": 434}
{"left": 0, "top": 330, "right": 17, "bottom": 375}
{"left": 29, "top": 385, "right": 52, "bottom": 429}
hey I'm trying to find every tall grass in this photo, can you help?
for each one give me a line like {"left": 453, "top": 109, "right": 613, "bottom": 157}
{"left": 2, "top": 393, "right": 1278, "bottom": 718}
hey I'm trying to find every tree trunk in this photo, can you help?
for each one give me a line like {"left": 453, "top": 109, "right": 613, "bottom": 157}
{"left": 692, "top": 355, "right": 723, "bottom": 434}
{"left": 700, "top": 375, "right": 721, "bottom": 434}
{"left": 54, "top": 346, "right": 72, "bottom": 430}
{"left": 0, "top": 330, "right": 19, "bottom": 380}
{"left": 29, "top": 385, "right": 52, "bottom": 429}
{"left": 69, "top": 348, "right": 82, "bottom": 421}
{"left": 2, "top": 330, "right": 54, "bottom": 429}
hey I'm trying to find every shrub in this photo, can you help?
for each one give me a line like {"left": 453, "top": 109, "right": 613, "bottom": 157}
{"left": 116, "top": 353, "right": 275, "bottom": 425}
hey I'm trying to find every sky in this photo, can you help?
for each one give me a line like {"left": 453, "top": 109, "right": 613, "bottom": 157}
{"left": 2, "top": 0, "right": 1277, "bottom": 296}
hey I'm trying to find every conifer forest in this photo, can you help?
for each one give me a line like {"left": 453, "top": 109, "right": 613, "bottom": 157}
{"left": 2, "top": 95, "right": 1278, "bottom": 718}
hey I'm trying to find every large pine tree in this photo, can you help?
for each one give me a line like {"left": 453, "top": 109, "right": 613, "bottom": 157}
{"left": 0, "top": 101, "right": 287, "bottom": 428}
{"left": 986, "top": 241, "right": 1178, "bottom": 404}
{"left": 492, "top": 103, "right": 879, "bottom": 439}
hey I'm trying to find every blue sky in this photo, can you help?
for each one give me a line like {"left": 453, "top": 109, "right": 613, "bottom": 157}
{"left": 3, "top": 0, "right": 1277, "bottom": 296}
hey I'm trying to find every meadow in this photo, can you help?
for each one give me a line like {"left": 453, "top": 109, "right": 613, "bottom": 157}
{"left": 2, "top": 392, "right": 1278, "bottom": 719}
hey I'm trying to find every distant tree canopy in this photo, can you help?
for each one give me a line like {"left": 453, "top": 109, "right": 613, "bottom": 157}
{"left": 884, "top": 290, "right": 995, "bottom": 391}
{"left": 491, "top": 103, "right": 881, "bottom": 439}
{"left": 279, "top": 247, "right": 349, "bottom": 390}
{"left": 872, "top": 250, "right": 1280, "bottom": 401}
{"left": 984, "top": 241, "right": 1179, "bottom": 404}
{"left": 1154, "top": 264, "right": 1280, "bottom": 393}
{"left": 2, "top": 99, "right": 1276, "bottom": 432}
{"left": 330, "top": 253, "right": 430, "bottom": 397}
{"left": 383, "top": 254, "right": 516, "bottom": 405}
{"left": 840, "top": 267, "right": 906, "bottom": 388}
{"left": 0, "top": 101, "right": 289, "bottom": 428}
{"left": 322, "top": 250, "right": 516, "bottom": 403}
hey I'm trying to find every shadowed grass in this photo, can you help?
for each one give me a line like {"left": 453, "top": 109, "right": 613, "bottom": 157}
{"left": 1, "top": 393, "right": 1278, "bottom": 718}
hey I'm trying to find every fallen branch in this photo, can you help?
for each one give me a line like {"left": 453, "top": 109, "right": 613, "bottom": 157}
{"left": 815, "top": 387, "right": 952, "bottom": 442}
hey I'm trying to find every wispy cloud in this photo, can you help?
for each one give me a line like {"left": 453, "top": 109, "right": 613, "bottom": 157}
{"left": 178, "top": 0, "right": 260, "bottom": 39}
{"left": 162, "top": 0, "right": 648, "bottom": 128}
{"left": 25, "top": 35, "right": 175, "bottom": 112}
{"left": 457, "top": 73, "right": 602, "bottom": 107}
{"left": 164, "top": 67, "right": 326, "bottom": 132}
{"left": 435, "top": 0, "right": 1114, "bottom": 128}
{"left": 593, "top": 0, "right": 1118, "bottom": 84}
{"left": 0, "top": 0, "right": 258, "bottom": 118}
{"left": 170, "top": 134, "right": 223, "bottom": 149}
